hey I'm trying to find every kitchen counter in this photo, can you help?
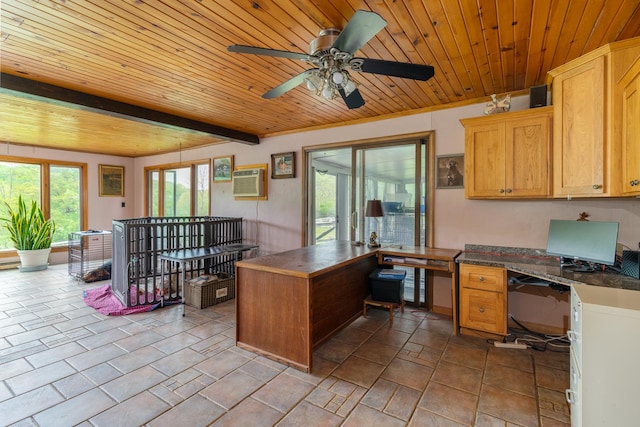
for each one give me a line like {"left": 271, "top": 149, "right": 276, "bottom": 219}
{"left": 457, "top": 244, "right": 640, "bottom": 291}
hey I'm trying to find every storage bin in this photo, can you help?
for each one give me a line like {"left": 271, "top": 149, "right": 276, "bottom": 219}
{"left": 185, "top": 272, "right": 235, "bottom": 309}
{"left": 369, "top": 268, "right": 406, "bottom": 303}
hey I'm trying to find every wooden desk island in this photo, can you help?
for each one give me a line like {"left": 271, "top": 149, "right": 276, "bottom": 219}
{"left": 235, "top": 241, "right": 379, "bottom": 372}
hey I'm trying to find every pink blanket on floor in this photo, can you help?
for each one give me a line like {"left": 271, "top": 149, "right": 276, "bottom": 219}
{"left": 83, "top": 284, "right": 159, "bottom": 315}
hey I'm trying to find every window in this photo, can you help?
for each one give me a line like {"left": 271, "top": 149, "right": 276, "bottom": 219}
{"left": 145, "top": 160, "right": 210, "bottom": 216}
{"left": 0, "top": 157, "right": 87, "bottom": 252}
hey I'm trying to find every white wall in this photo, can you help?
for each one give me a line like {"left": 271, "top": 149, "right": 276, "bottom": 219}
{"left": 133, "top": 95, "right": 640, "bottom": 328}
{"left": 134, "top": 95, "right": 640, "bottom": 253}
{"left": 7, "top": 96, "right": 639, "bottom": 327}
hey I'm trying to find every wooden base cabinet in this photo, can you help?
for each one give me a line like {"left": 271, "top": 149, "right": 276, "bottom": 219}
{"left": 567, "top": 284, "right": 640, "bottom": 426}
{"left": 459, "top": 264, "right": 507, "bottom": 335}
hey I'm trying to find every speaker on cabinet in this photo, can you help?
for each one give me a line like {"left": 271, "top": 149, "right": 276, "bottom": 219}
{"left": 529, "top": 85, "right": 547, "bottom": 108}
{"left": 621, "top": 250, "right": 639, "bottom": 279}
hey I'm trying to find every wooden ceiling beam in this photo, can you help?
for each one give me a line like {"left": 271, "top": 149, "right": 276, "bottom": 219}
{"left": 0, "top": 72, "right": 260, "bottom": 145}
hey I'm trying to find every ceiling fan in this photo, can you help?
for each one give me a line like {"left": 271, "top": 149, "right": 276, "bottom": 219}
{"left": 228, "top": 10, "right": 435, "bottom": 109}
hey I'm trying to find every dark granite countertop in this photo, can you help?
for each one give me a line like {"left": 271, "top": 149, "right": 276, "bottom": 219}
{"left": 457, "top": 244, "right": 640, "bottom": 292}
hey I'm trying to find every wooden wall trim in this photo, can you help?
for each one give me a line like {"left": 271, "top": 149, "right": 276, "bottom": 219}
{"left": 0, "top": 73, "right": 260, "bottom": 145}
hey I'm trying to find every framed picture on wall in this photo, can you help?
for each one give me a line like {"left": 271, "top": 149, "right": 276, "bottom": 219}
{"left": 436, "top": 154, "right": 464, "bottom": 189}
{"left": 271, "top": 152, "right": 295, "bottom": 179}
{"left": 213, "top": 155, "right": 234, "bottom": 182}
{"left": 98, "top": 164, "right": 125, "bottom": 197}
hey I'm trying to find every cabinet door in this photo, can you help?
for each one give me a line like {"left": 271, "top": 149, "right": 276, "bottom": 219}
{"left": 553, "top": 56, "right": 606, "bottom": 196}
{"left": 506, "top": 113, "right": 551, "bottom": 197}
{"left": 620, "top": 59, "right": 640, "bottom": 195}
{"left": 464, "top": 122, "right": 506, "bottom": 198}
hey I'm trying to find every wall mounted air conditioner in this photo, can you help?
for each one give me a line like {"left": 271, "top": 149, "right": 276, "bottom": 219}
{"left": 232, "top": 168, "right": 265, "bottom": 197}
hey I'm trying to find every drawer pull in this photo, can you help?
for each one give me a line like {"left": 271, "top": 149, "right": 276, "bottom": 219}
{"left": 592, "top": 184, "right": 602, "bottom": 190}
{"left": 478, "top": 276, "right": 485, "bottom": 282}
{"left": 565, "top": 389, "right": 576, "bottom": 405}
{"left": 479, "top": 307, "right": 485, "bottom": 313}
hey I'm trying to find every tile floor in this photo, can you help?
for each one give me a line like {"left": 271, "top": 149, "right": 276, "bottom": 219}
{"left": 0, "top": 264, "right": 570, "bottom": 426}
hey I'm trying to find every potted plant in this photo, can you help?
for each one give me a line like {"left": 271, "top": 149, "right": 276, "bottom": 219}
{"left": 1, "top": 196, "right": 56, "bottom": 271}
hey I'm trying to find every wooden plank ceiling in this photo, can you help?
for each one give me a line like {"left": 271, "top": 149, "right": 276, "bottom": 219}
{"left": 1, "top": 0, "right": 639, "bottom": 157}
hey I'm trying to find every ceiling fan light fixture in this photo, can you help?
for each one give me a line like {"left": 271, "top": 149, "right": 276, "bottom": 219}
{"left": 322, "top": 85, "right": 334, "bottom": 100}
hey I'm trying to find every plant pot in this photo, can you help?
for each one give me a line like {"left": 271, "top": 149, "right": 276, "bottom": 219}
{"left": 17, "top": 248, "right": 51, "bottom": 272}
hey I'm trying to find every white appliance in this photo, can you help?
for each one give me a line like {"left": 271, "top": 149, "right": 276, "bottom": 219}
{"left": 232, "top": 168, "right": 265, "bottom": 197}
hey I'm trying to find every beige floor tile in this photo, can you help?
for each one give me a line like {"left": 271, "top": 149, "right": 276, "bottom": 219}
{"left": 252, "top": 372, "right": 315, "bottom": 412}
{"left": 211, "top": 397, "right": 283, "bottom": 427}
{"left": 0, "top": 265, "right": 570, "bottom": 426}
{"left": 482, "top": 362, "right": 536, "bottom": 397}
{"left": 441, "top": 342, "right": 487, "bottom": 370}
{"left": 381, "top": 358, "right": 434, "bottom": 390}
{"left": 277, "top": 400, "right": 343, "bottom": 426}
{"left": 431, "top": 360, "right": 483, "bottom": 394}
{"left": 418, "top": 382, "right": 478, "bottom": 425}
{"left": 352, "top": 339, "right": 400, "bottom": 365}
{"left": 408, "top": 407, "right": 467, "bottom": 426}
{"left": 332, "top": 355, "right": 386, "bottom": 388}
{"left": 535, "top": 364, "right": 570, "bottom": 392}
{"left": 342, "top": 403, "right": 407, "bottom": 427}
{"left": 478, "top": 384, "right": 539, "bottom": 427}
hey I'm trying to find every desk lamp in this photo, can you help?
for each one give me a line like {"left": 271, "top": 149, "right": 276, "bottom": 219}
{"left": 365, "top": 199, "right": 384, "bottom": 248}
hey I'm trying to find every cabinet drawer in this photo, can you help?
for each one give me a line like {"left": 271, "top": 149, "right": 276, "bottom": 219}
{"left": 460, "top": 264, "right": 506, "bottom": 292}
{"left": 459, "top": 288, "right": 507, "bottom": 335}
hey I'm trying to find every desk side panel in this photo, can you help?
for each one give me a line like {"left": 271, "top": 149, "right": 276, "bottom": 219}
{"left": 236, "top": 266, "right": 310, "bottom": 369}
{"left": 311, "top": 255, "right": 378, "bottom": 346}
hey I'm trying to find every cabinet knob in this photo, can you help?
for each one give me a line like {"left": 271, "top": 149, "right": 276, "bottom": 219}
{"left": 479, "top": 307, "right": 485, "bottom": 313}
{"left": 630, "top": 179, "right": 639, "bottom": 186}
{"left": 478, "top": 276, "right": 485, "bottom": 281}
{"left": 506, "top": 188, "right": 513, "bottom": 193}
{"left": 592, "top": 184, "right": 602, "bottom": 189}
{"left": 499, "top": 189, "right": 505, "bottom": 193}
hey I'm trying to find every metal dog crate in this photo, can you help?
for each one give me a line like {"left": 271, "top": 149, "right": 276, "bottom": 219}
{"left": 68, "top": 231, "right": 112, "bottom": 279}
{"left": 111, "top": 216, "right": 243, "bottom": 308}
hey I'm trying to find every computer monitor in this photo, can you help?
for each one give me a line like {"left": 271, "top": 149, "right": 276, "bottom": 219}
{"left": 546, "top": 219, "right": 619, "bottom": 271}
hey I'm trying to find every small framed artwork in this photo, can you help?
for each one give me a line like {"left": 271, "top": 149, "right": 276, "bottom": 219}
{"left": 436, "top": 154, "right": 464, "bottom": 189}
{"left": 271, "top": 151, "right": 295, "bottom": 179}
{"left": 99, "top": 164, "right": 125, "bottom": 197}
{"left": 213, "top": 155, "right": 234, "bottom": 182}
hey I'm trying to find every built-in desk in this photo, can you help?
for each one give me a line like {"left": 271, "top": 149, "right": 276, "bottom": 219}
{"left": 377, "top": 246, "right": 461, "bottom": 331}
{"left": 235, "top": 241, "right": 379, "bottom": 372}
{"left": 456, "top": 245, "right": 640, "bottom": 336}
{"left": 235, "top": 242, "right": 461, "bottom": 372}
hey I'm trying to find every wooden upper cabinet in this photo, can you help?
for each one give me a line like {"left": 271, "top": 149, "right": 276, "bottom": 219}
{"left": 461, "top": 107, "right": 552, "bottom": 199}
{"left": 547, "top": 38, "right": 640, "bottom": 198}
{"left": 619, "top": 58, "right": 640, "bottom": 196}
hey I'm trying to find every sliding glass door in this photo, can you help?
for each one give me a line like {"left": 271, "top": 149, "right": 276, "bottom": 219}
{"left": 304, "top": 134, "right": 433, "bottom": 305}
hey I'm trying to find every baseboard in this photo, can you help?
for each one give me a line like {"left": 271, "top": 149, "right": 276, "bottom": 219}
{"left": 431, "top": 305, "right": 452, "bottom": 317}
{"left": 459, "top": 327, "right": 505, "bottom": 340}
{"left": 0, "top": 262, "right": 20, "bottom": 271}
{"left": 507, "top": 318, "right": 566, "bottom": 335}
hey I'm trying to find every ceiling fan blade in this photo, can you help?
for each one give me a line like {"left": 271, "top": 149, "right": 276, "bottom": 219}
{"left": 263, "top": 69, "right": 317, "bottom": 99}
{"left": 339, "top": 87, "right": 365, "bottom": 109}
{"left": 331, "top": 10, "right": 387, "bottom": 54}
{"left": 354, "top": 58, "right": 435, "bottom": 81}
{"left": 228, "top": 45, "right": 311, "bottom": 61}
